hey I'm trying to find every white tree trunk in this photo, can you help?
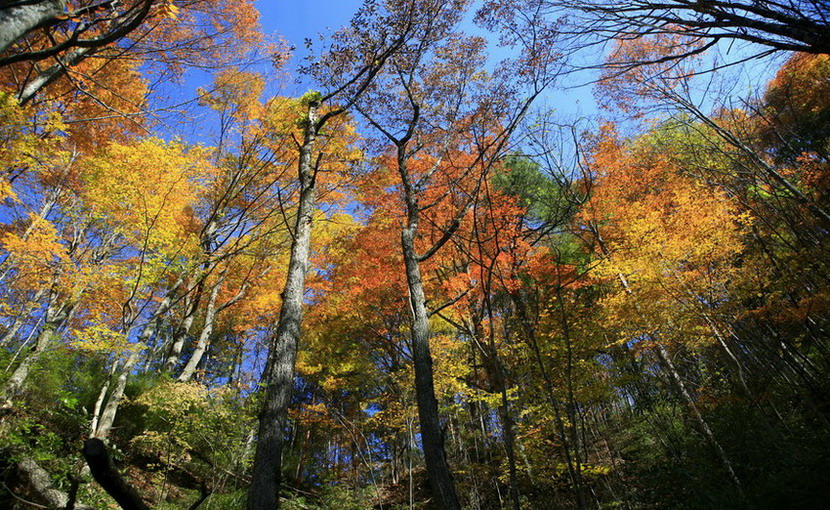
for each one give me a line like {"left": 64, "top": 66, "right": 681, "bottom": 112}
{"left": 177, "top": 279, "right": 222, "bottom": 382}
{"left": 0, "top": 0, "right": 65, "bottom": 54}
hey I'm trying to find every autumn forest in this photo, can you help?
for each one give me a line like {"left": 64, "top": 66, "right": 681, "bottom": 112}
{"left": 0, "top": 1, "right": 829, "bottom": 509}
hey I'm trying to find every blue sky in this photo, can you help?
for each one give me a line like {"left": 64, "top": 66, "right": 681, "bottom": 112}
{"left": 257, "top": 1, "right": 358, "bottom": 50}
{"left": 168, "top": 1, "right": 780, "bottom": 150}
{"left": 250, "top": 1, "right": 601, "bottom": 134}
{"left": 255, "top": 0, "right": 601, "bottom": 114}
{"left": 160, "top": 1, "right": 600, "bottom": 150}
{"left": 255, "top": 1, "right": 362, "bottom": 96}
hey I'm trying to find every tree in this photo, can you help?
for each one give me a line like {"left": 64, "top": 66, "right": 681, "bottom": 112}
{"left": 0, "top": 0, "right": 154, "bottom": 57}
{"left": 547, "top": 0, "right": 830, "bottom": 68}
{"left": 4, "top": 2, "right": 830, "bottom": 509}
{"left": 245, "top": 2, "right": 428, "bottom": 507}
{"left": 1, "top": 0, "right": 266, "bottom": 105}
{"left": 350, "top": 1, "right": 558, "bottom": 505}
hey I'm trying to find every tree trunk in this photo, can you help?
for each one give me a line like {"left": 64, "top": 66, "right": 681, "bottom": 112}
{"left": 401, "top": 220, "right": 462, "bottom": 510}
{"left": 163, "top": 286, "right": 202, "bottom": 373}
{"left": 246, "top": 100, "right": 320, "bottom": 510}
{"left": 0, "top": 0, "right": 65, "bottom": 54}
{"left": 83, "top": 438, "right": 151, "bottom": 510}
{"left": 177, "top": 279, "right": 222, "bottom": 382}
{"left": 498, "top": 380, "right": 521, "bottom": 510}
{"left": 15, "top": 457, "right": 93, "bottom": 510}
{"left": 652, "top": 343, "right": 743, "bottom": 491}
{"left": 92, "top": 349, "right": 140, "bottom": 439}
{"left": 1, "top": 291, "right": 74, "bottom": 402}
{"left": 18, "top": 47, "right": 90, "bottom": 104}
{"left": 92, "top": 285, "right": 179, "bottom": 439}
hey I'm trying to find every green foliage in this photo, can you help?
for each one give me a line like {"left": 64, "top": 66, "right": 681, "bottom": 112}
{"left": 1, "top": 7, "right": 830, "bottom": 510}
{"left": 493, "top": 154, "right": 566, "bottom": 223}
{"left": 300, "top": 90, "right": 324, "bottom": 106}
{"left": 281, "top": 486, "right": 376, "bottom": 510}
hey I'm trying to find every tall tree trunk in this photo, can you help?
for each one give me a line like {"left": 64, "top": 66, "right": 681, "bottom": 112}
{"left": 400, "top": 212, "right": 462, "bottom": 510}
{"left": 178, "top": 269, "right": 250, "bottom": 382}
{"left": 652, "top": 343, "right": 743, "bottom": 491}
{"left": 92, "top": 349, "right": 140, "bottom": 439}
{"left": 1, "top": 290, "right": 74, "bottom": 402}
{"left": 163, "top": 285, "right": 202, "bottom": 373}
{"left": 498, "top": 377, "right": 521, "bottom": 510}
{"left": 246, "top": 99, "right": 320, "bottom": 510}
{"left": 594, "top": 225, "right": 744, "bottom": 493}
{"left": 485, "top": 292, "right": 520, "bottom": 510}
{"left": 92, "top": 284, "right": 179, "bottom": 439}
{"left": 177, "top": 279, "right": 221, "bottom": 382}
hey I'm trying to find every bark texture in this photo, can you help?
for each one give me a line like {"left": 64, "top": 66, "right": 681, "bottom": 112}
{"left": 14, "top": 457, "right": 93, "bottom": 510}
{"left": 177, "top": 279, "right": 222, "bottom": 382}
{"left": 401, "top": 226, "right": 462, "bottom": 510}
{"left": 398, "top": 148, "right": 462, "bottom": 510}
{"left": 246, "top": 100, "right": 319, "bottom": 510}
{"left": 92, "top": 284, "right": 179, "bottom": 438}
{"left": 0, "top": 0, "right": 65, "bottom": 54}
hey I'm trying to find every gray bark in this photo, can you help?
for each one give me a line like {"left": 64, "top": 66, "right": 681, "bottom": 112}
{"left": 653, "top": 343, "right": 743, "bottom": 491}
{"left": 18, "top": 46, "right": 90, "bottom": 104}
{"left": 402, "top": 226, "right": 461, "bottom": 510}
{"left": 164, "top": 223, "right": 218, "bottom": 373}
{"left": 593, "top": 226, "right": 744, "bottom": 492}
{"left": 89, "top": 363, "right": 115, "bottom": 436}
{"left": 92, "top": 285, "right": 178, "bottom": 439}
{"left": 1, "top": 291, "right": 74, "bottom": 402}
{"left": 0, "top": 0, "right": 65, "bottom": 54}
{"left": 177, "top": 278, "right": 221, "bottom": 382}
{"left": 92, "top": 348, "right": 140, "bottom": 440}
{"left": 177, "top": 270, "right": 249, "bottom": 382}
{"left": 162, "top": 290, "right": 200, "bottom": 373}
{"left": 246, "top": 100, "right": 320, "bottom": 510}
{"left": 398, "top": 149, "right": 462, "bottom": 510}
{"left": 15, "top": 457, "right": 93, "bottom": 510}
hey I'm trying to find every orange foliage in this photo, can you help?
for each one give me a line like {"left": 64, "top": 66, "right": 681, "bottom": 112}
{"left": 582, "top": 124, "right": 746, "bottom": 346}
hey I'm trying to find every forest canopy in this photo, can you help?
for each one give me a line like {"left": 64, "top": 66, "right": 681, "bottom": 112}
{"left": 0, "top": 1, "right": 829, "bottom": 509}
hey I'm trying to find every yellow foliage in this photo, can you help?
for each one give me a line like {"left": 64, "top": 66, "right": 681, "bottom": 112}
{"left": 0, "top": 92, "right": 70, "bottom": 189}
{"left": 0, "top": 214, "right": 69, "bottom": 289}
{"left": 198, "top": 68, "right": 265, "bottom": 124}
{"left": 296, "top": 354, "right": 324, "bottom": 376}
{"left": 130, "top": 380, "right": 222, "bottom": 461}
{"left": 583, "top": 126, "right": 746, "bottom": 347}
{"left": 70, "top": 324, "right": 137, "bottom": 355}
{"left": 81, "top": 138, "right": 211, "bottom": 256}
